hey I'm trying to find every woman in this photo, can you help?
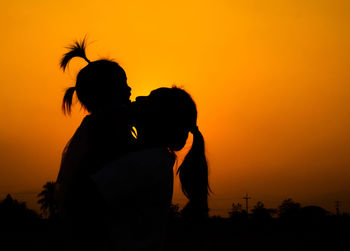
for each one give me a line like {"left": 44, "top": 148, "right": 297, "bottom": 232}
{"left": 56, "top": 38, "right": 135, "bottom": 250}
{"left": 92, "top": 87, "right": 210, "bottom": 250}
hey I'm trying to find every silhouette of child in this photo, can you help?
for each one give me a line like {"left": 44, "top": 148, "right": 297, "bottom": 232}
{"left": 55, "top": 38, "right": 135, "bottom": 251}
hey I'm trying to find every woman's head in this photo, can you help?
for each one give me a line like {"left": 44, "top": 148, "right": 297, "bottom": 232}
{"left": 132, "top": 87, "right": 210, "bottom": 217}
{"left": 133, "top": 87, "right": 197, "bottom": 150}
{"left": 61, "top": 38, "right": 131, "bottom": 115}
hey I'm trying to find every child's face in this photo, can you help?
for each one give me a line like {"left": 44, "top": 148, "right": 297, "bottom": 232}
{"left": 110, "top": 69, "right": 131, "bottom": 106}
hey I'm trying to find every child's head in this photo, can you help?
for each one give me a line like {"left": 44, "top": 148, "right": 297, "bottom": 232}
{"left": 61, "top": 38, "right": 131, "bottom": 115}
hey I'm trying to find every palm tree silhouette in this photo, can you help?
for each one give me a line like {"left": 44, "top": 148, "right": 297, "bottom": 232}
{"left": 37, "top": 181, "right": 58, "bottom": 219}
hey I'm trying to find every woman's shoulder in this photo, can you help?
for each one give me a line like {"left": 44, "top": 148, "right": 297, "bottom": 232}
{"left": 130, "top": 147, "right": 172, "bottom": 156}
{"left": 124, "top": 147, "right": 175, "bottom": 164}
{"left": 92, "top": 147, "right": 175, "bottom": 201}
{"left": 100, "top": 147, "right": 174, "bottom": 171}
{"left": 93, "top": 148, "right": 174, "bottom": 181}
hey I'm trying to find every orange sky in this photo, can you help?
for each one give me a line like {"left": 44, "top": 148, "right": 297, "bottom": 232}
{"left": 0, "top": 0, "right": 349, "bottom": 215}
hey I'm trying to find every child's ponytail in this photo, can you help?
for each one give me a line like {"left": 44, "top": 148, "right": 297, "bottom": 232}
{"left": 62, "top": 87, "right": 76, "bottom": 115}
{"left": 60, "top": 37, "right": 90, "bottom": 71}
{"left": 60, "top": 37, "right": 90, "bottom": 115}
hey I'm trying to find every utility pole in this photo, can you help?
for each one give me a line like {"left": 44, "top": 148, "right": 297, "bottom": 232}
{"left": 335, "top": 200, "right": 340, "bottom": 216}
{"left": 243, "top": 193, "right": 251, "bottom": 213}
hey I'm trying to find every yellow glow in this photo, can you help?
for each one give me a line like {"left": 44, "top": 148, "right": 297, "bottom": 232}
{"left": 0, "top": 0, "right": 350, "bottom": 213}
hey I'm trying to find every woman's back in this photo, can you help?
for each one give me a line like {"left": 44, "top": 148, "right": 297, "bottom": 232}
{"left": 92, "top": 148, "right": 175, "bottom": 250}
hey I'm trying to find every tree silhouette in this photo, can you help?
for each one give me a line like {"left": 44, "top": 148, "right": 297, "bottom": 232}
{"left": 0, "top": 194, "right": 40, "bottom": 231}
{"left": 37, "top": 181, "right": 58, "bottom": 219}
{"left": 229, "top": 202, "right": 247, "bottom": 222}
{"left": 301, "top": 206, "right": 328, "bottom": 218}
{"left": 229, "top": 202, "right": 243, "bottom": 217}
{"left": 251, "top": 201, "right": 276, "bottom": 221}
{"left": 300, "top": 205, "right": 329, "bottom": 226}
{"left": 278, "top": 198, "right": 301, "bottom": 220}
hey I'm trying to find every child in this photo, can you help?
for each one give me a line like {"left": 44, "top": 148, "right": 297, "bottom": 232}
{"left": 56, "top": 38, "right": 135, "bottom": 250}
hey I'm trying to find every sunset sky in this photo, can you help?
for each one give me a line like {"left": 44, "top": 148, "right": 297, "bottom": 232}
{"left": 0, "top": 0, "right": 349, "bottom": 215}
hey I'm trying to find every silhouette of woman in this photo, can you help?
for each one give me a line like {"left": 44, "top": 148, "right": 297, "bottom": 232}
{"left": 92, "top": 87, "right": 210, "bottom": 250}
{"left": 55, "top": 38, "right": 135, "bottom": 250}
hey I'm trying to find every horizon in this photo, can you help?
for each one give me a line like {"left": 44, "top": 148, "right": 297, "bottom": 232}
{"left": 1, "top": 185, "right": 349, "bottom": 217}
{"left": 1, "top": 0, "right": 350, "bottom": 217}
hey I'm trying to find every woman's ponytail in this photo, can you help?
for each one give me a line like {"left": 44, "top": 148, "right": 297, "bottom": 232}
{"left": 62, "top": 87, "right": 76, "bottom": 115}
{"left": 178, "top": 126, "right": 210, "bottom": 218}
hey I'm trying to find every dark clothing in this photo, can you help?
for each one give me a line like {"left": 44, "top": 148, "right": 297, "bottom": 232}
{"left": 57, "top": 112, "right": 135, "bottom": 188}
{"left": 56, "top": 110, "right": 135, "bottom": 251}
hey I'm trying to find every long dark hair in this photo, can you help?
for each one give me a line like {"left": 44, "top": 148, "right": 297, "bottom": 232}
{"left": 137, "top": 87, "right": 210, "bottom": 218}
{"left": 178, "top": 127, "right": 210, "bottom": 218}
{"left": 60, "top": 37, "right": 130, "bottom": 115}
